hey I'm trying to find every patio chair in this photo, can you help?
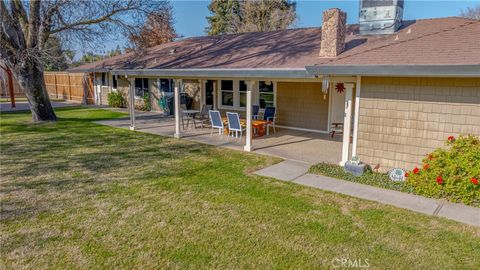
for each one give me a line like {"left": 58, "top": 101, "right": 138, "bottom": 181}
{"left": 263, "top": 106, "right": 276, "bottom": 136}
{"left": 252, "top": 105, "right": 260, "bottom": 119}
{"left": 226, "top": 112, "right": 245, "bottom": 139}
{"left": 209, "top": 110, "right": 224, "bottom": 136}
{"left": 180, "top": 104, "right": 187, "bottom": 129}
{"left": 196, "top": 104, "right": 212, "bottom": 128}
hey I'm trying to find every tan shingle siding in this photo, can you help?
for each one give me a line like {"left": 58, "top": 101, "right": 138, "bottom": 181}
{"left": 277, "top": 82, "right": 329, "bottom": 131}
{"left": 357, "top": 77, "right": 480, "bottom": 172}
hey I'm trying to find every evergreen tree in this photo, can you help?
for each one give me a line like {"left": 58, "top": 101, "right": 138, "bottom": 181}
{"left": 42, "top": 36, "right": 70, "bottom": 71}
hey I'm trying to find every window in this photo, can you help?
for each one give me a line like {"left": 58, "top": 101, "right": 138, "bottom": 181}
{"left": 221, "top": 80, "right": 233, "bottom": 106}
{"left": 112, "top": 75, "right": 118, "bottom": 89}
{"left": 134, "top": 78, "right": 149, "bottom": 97}
{"left": 159, "top": 79, "right": 173, "bottom": 92}
{"left": 239, "top": 80, "right": 247, "bottom": 107}
{"left": 259, "top": 81, "right": 274, "bottom": 109}
{"left": 101, "top": 73, "right": 108, "bottom": 86}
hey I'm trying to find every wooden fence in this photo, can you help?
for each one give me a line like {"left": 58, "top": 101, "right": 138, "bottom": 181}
{"left": 1, "top": 71, "right": 94, "bottom": 104}
{"left": 44, "top": 72, "right": 86, "bottom": 102}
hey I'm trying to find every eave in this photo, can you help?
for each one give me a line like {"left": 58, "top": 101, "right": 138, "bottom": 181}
{"left": 305, "top": 64, "right": 480, "bottom": 77}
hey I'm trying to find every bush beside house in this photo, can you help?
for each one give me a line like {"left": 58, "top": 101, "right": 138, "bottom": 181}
{"left": 406, "top": 135, "right": 480, "bottom": 206}
{"left": 107, "top": 91, "right": 126, "bottom": 108}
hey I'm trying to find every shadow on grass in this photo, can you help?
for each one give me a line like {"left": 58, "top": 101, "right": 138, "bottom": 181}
{"left": 0, "top": 107, "right": 221, "bottom": 221}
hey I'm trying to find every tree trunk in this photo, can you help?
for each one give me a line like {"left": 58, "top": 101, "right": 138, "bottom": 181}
{"left": 15, "top": 62, "right": 57, "bottom": 122}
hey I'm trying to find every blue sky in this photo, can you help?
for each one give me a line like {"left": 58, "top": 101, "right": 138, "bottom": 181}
{"left": 83, "top": 0, "right": 479, "bottom": 57}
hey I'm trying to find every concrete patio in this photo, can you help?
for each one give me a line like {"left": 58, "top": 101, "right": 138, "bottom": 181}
{"left": 97, "top": 113, "right": 342, "bottom": 165}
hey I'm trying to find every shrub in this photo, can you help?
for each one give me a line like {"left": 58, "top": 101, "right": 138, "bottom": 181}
{"left": 107, "top": 91, "right": 126, "bottom": 108}
{"left": 406, "top": 135, "right": 480, "bottom": 206}
{"left": 142, "top": 93, "right": 151, "bottom": 111}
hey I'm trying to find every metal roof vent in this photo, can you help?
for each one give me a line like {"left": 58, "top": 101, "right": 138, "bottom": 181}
{"left": 359, "top": 0, "right": 403, "bottom": 35}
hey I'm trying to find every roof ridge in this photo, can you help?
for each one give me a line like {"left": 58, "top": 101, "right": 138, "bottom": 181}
{"left": 324, "top": 20, "right": 479, "bottom": 64}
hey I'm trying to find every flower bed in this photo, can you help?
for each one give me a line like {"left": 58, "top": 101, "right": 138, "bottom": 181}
{"left": 310, "top": 135, "right": 480, "bottom": 207}
{"left": 309, "top": 163, "right": 415, "bottom": 193}
{"left": 405, "top": 135, "right": 480, "bottom": 206}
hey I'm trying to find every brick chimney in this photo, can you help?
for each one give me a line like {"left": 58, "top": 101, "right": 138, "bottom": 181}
{"left": 319, "top": 8, "right": 347, "bottom": 57}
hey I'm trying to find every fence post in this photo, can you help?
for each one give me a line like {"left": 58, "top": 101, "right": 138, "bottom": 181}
{"left": 54, "top": 73, "right": 58, "bottom": 98}
{"left": 67, "top": 73, "right": 72, "bottom": 100}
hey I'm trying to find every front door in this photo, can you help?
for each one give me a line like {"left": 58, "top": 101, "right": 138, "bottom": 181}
{"left": 205, "top": 80, "right": 214, "bottom": 107}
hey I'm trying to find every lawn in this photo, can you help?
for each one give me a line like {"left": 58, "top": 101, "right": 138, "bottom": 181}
{"left": 1, "top": 107, "right": 480, "bottom": 269}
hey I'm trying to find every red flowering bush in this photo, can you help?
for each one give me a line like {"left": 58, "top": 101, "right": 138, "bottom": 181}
{"left": 406, "top": 135, "right": 480, "bottom": 206}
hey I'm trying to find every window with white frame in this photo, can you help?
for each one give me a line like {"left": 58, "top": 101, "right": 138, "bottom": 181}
{"left": 259, "top": 81, "right": 274, "bottom": 108}
{"left": 221, "top": 80, "right": 234, "bottom": 107}
{"left": 239, "top": 80, "right": 247, "bottom": 107}
{"left": 159, "top": 78, "right": 173, "bottom": 92}
{"left": 112, "top": 75, "right": 118, "bottom": 89}
{"left": 134, "top": 78, "right": 149, "bottom": 97}
{"left": 101, "top": 73, "right": 109, "bottom": 86}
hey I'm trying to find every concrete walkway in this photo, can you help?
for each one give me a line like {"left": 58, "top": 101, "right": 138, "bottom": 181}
{"left": 0, "top": 101, "right": 79, "bottom": 112}
{"left": 254, "top": 161, "right": 480, "bottom": 227}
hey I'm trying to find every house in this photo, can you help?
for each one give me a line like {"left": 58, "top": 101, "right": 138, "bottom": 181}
{"left": 69, "top": 1, "right": 480, "bottom": 172}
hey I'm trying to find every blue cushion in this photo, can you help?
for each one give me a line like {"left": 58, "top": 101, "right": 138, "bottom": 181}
{"left": 263, "top": 107, "right": 276, "bottom": 121}
{"left": 209, "top": 110, "right": 223, "bottom": 128}
{"left": 227, "top": 112, "right": 241, "bottom": 130}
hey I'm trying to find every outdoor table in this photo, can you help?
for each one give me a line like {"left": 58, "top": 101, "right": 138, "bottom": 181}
{"left": 182, "top": 109, "right": 200, "bottom": 129}
{"left": 222, "top": 117, "right": 268, "bottom": 138}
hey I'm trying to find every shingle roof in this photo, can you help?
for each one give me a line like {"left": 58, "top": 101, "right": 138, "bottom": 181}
{"left": 69, "top": 17, "right": 480, "bottom": 72}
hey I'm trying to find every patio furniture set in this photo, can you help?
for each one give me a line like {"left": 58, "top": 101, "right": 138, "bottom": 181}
{"left": 180, "top": 104, "right": 276, "bottom": 139}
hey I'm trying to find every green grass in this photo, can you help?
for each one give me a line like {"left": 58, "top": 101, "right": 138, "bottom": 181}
{"left": 1, "top": 107, "right": 480, "bottom": 269}
{"left": 309, "top": 163, "right": 414, "bottom": 193}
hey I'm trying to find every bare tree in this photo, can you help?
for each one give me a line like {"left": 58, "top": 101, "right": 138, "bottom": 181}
{"left": 0, "top": 0, "right": 167, "bottom": 122}
{"left": 460, "top": 4, "right": 480, "bottom": 19}
{"left": 233, "top": 0, "right": 297, "bottom": 33}
{"left": 129, "top": 4, "right": 177, "bottom": 52}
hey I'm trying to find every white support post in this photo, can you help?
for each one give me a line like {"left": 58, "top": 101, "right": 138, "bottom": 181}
{"left": 199, "top": 79, "right": 205, "bottom": 107}
{"left": 352, "top": 76, "right": 362, "bottom": 157}
{"left": 213, "top": 80, "right": 218, "bottom": 110}
{"left": 174, "top": 79, "right": 182, "bottom": 138}
{"left": 244, "top": 81, "right": 254, "bottom": 152}
{"left": 340, "top": 83, "right": 354, "bottom": 166}
{"left": 128, "top": 77, "right": 135, "bottom": 130}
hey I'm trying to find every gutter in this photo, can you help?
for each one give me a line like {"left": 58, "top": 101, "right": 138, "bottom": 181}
{"left": 109, "top": 68, "right": 314, "bottom": 79}
{"left": 67, "top": 68, "right": 110, "bottom": 73}
{"left": 305, "top": 64, "right": 480, "bottom": 77}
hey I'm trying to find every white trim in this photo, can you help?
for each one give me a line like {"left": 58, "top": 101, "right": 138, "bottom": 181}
{"left": 111, "top": 74, "right": 118, "bottom": 92}
{"left": 244, "top": 81, "right": 254, "bottom": 152}
{"left": 275, "top": 125, "right": 329, "bottom": 134}
{"left": 174, "top": 79, "right": 182, "bottom": 138}
{"left": 200, "top": 80, "right": 206, "bottom": 106}
{"left": 218, "top": 79, "right": 235, "bottom": 109}
{"left": 213, "top": 80, "right": 218, "bottom": 110}
{"left": 128, "top": 77, "right": 135, "bottom": 130}
{"left": 327, "top": 82, "right": 333, "bottom": 132}
{"left": 352, "top": 76, "right": 361, "bottom": 157}
{"left": 340, "top": 83, "right": 354, "bottom": 166}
